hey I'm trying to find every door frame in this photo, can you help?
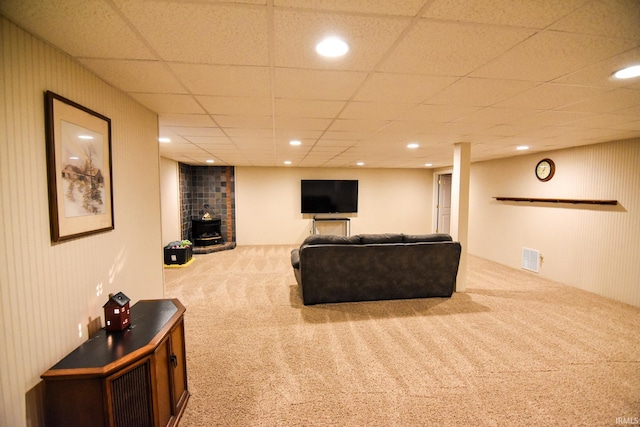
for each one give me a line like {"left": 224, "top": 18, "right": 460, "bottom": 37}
{"left": 433, "top": 169, "right": 453, "bottom": 233}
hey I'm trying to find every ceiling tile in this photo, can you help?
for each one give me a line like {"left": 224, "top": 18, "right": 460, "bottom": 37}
{"left": 159, "top": 114, "right": 216, "bottom": 127}
{"left": 476, "top": 125, "right": 539, "bottom": 137}
{"left": 274, "top": 129, "right": 324, "bottom": 140}
{"left": 214, "top": 115, "right": 274, "bottom": 129}
{"left": 507, "top": 111, "right": 595, "bottom": 127}
{"left": 374, "top": 120, "right": 441, "bottom": 134}
{"left": 553, "top": 48, "right": 640, "bottom": 87}
{"left": 427, "top": 121, "right": 496, "bottom": 135}
{"left": 425, "top": 78, "right": 539, "bottom": 107}
{"left": 169, "top": 64, "right": 272, "bottom": 97}
{"left": 354, "top": 73, "right": 458, "bottom": 103}
{"left": 424, "top": 0, "right": 589, "bottom": 28}
{"left": 223, "top": 128, "right": 274, "bottom": 138}
{"left": 563, "top": 113, "right": 640, "bottom": 129}
{"left": 0, "top": 0, "right": 155, "bottom": 59}
{"left": 379, "top": 20, "right": 535, "bottom": 76}
{"left": 198, "top": 96, "right": 272, "bottom": 116}
{"left": 616, "top": 105, "right": 640, "bottom": 117}
{"left": 558, "top": 88, "right": 640, "bottom": 113}
{"left": 231, "top": 137, "right": 274, "bottom": 147}
{"left": 316, "top": 134, "right": 367, "bottom": 143}
{"left": 493, "top": 83, "right": 611, "bottom": 110}
{"left": 471, "top": 31, "right": 638, "bottom": 82}
{"left": 549, "top": 0, "right": 640, "bottom": 39}
{"left": 275, "top": 99, "right": 346, "bottom": 118}
{"left": 117, "top": 1, "right": 269, "bottom": 65}
{"left": 129, "top": 94, "right": 205, "bottom": 114}
{"left": 399, "top": 104, "right": 481, "bottom": 122}
{"left": 274, "top": 68, "right": 368, "bottom": 100}
{"left": 184, "top": 137, "right": 235, "bottom": 145}
{"left": 78, "top": 59, "right": 186, "bottom": 93}
{"left": 160, "top": 126, "right": 225, "bottom": 138}
{"left": 327, "top": 119, "right": 390, "bottom": 133}
{"left": 313, "top": 138, "right": 355, "bottom": 152}
{"left": 454, "top": 107, "right": 539, "bottom": 125}
{"left": 275, "top": 117, "right": 332, "bottom": 130}
{"left": 609, "top": 120, "right": 640, "bottom": 131}
{"left": 273, "top": 8, "right": 411, "bottom": 71}
{"left": 339, "top": 101, "right": 417, "bottom": 120}
{"left": 274, "top": 0, "right": 426, "bottom": 16}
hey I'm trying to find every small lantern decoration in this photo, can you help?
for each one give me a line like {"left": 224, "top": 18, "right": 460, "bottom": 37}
{"left": 103, "top": 292, "right": 131, "bottom": 332}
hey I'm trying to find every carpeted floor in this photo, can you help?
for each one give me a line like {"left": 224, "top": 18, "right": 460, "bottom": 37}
{"left": 164, "top": 245, "right": 640, "bottom": 426}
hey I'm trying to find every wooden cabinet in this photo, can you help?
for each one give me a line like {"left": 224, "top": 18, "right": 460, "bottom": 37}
{"left": 41, "top": 299, "right": 188, "bottom": 427}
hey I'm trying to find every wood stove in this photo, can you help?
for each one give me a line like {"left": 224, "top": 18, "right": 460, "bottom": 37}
{"left": 191, "top": 218, "right": 223, "bottom": 246}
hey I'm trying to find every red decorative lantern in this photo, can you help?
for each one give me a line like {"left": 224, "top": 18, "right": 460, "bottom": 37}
{"left": 103, "top": 292, "right": 131, "bottom": 332}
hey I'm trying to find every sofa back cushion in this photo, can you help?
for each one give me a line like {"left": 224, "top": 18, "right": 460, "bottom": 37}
{"left": 402, "top": 233, "right": 452, "bottom": 243}
{"left": 302, "top": 234, "right": 362, "bottom": 245}
{"left": 359, "top": 233, "right": 404, "bottom": 244}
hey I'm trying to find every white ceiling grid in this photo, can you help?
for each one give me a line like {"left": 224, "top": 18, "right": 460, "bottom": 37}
{"left": 1, "top": 0, "right": 639, "bottom": 168}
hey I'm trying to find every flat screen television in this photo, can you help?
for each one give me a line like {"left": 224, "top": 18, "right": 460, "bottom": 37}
{"left": 301, "top": 180, "right": 358, "bottom": 213}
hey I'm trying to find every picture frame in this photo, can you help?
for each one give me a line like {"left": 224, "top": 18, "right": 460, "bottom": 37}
{"left": 44, "top": 91, "right": 114, "bottom": 243}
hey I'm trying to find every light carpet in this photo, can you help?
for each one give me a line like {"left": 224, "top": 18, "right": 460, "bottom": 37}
{"left": 164, "top": 245, "right": 640, "bottom": 426}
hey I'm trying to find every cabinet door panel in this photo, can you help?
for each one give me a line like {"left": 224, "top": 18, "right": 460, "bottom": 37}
{"left": 108, "top": 358, "right": 153, "bottom": 427}
{"left": 154, "top": 338, "right": 172, "bottom": 427}
{"left": 170, "top": 320, "right": 188, "bottom": 412}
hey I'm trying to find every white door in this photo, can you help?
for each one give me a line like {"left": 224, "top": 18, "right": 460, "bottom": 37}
{"left": 437, "top": 174, "right": 452, "bottom": 234}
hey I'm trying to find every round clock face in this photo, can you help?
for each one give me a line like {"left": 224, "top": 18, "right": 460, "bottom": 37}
{"left": 535, "top": 158, "right": 555, "bottom": 182}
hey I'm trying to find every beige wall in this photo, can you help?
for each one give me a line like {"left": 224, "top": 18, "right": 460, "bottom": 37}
{"left": 235, "top": 167, "right": 434, "bottom": 245}
{"left": 468, "top": 139, "right": 640, "bottom": 306}
{"left": 0, "top": 17, "right": 164, "bottom": 427}
{"left": 160, "top": 156, "right": 181, "bottom": 245}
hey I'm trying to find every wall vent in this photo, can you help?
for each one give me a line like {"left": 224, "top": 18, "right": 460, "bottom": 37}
{"left": 522, "top": 247, "right": 540, "bottom": 273}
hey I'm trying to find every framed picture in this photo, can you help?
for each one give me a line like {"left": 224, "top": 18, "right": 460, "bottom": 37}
{"left": 44, "top": 91, "right": 114, "bottom": 243}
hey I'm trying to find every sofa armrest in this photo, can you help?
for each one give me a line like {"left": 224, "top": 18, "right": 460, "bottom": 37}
{"left": 290, "top": 249, "right": 300, "bottom": 269}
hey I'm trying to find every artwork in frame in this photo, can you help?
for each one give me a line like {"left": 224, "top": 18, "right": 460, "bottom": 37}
{"left": 44, "top": 91, "right": 114, "bottom": 243}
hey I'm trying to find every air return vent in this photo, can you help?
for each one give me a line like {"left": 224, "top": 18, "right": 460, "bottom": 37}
{"left": 522, "top": 247, "right": 540, "bottom": 273}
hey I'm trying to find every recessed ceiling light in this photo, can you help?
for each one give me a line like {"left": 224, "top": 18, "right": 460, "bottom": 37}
{"left": 407, "top": 143, "right": 419, "bottom": 149}
{"left": 425, "top": 163, "right": 433, "bottom": 167}
{"left": 284, "top": 160, "right": 292, "bottom": 165}
{"left": 316, "top": 36, "right": 349, "bottom": 58}
{"left": 289, "top": 140, "right": 302, "bottom": 146}
{"left": 613, "top": 65, "right": 640, "bottom": 79}
{"left": 356, "top": 162, "right": 364, "bottom": 166}
{"left": 516, "top": 145, "right": 529, "bottom": 151}
{"left": 206, "top": 159, "right": 214, "bottom": 164}
{"left": 158, "top": 137, "right": 171, "bottom": 143}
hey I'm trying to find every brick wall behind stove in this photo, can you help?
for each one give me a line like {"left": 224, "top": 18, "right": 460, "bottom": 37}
{"left": 179, "top": 164, "right": 236, "bottom": 243}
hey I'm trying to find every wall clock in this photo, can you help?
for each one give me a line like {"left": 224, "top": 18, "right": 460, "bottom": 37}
{"left": 535, "top": 158, "right": 555, "bottom": 182}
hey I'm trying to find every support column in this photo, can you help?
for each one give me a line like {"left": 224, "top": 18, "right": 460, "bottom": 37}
{"left": 450, "top": 142, "right": 470, "bottom": 292}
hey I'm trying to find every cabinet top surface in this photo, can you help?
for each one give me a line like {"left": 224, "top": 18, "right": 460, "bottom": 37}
{"left": 44, "top": 299, "right": 183, "bottom": 374}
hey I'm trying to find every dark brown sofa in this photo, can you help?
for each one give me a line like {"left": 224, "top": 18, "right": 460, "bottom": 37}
{"left": 290, "top": 233, "right": 462, "bottom": 305}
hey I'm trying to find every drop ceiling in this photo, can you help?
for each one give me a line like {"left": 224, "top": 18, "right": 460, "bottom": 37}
{"left": 2, "top": 0, "right": 639, "bottom": 168}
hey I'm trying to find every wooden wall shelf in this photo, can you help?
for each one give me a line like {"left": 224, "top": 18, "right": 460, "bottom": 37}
{"left": 494, "top": 197, "right": 618, "bottom": 205}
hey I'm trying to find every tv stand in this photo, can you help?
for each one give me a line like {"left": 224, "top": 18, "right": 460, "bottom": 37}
{"left": 312, "top": 217, "right": 350, "bottom": 236}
